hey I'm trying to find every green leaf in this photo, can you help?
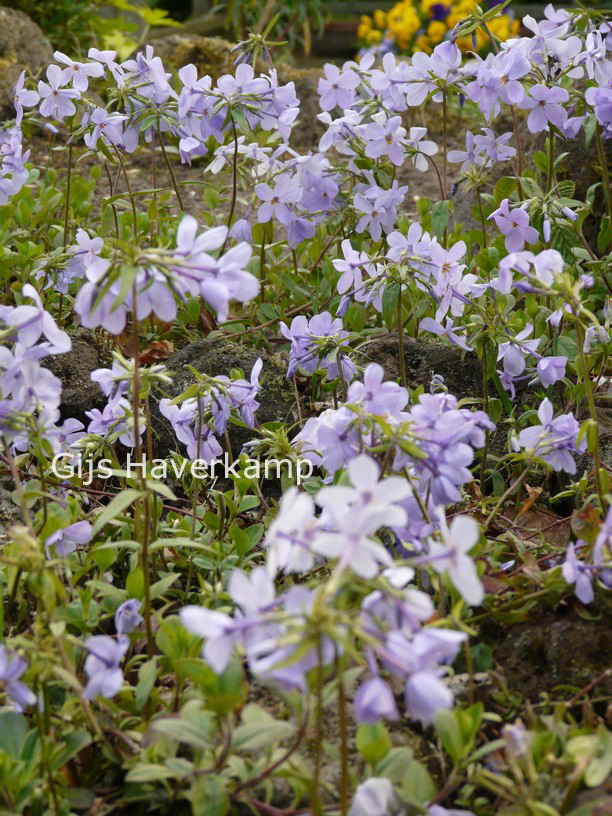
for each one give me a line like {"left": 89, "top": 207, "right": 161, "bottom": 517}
{"left": 356, "top": 722, "right": 392, "bottom": 764}
{"left": 150, "top": 572, "right": 179, "bottom": 600}
{"left": 435, "top": 709, "right": 464, "bottom": 763}
{"left": 153, "top": 717, "right": 214, "bottom": 750}
{"left": 91, "top": 489, "right": 144, "bottom": 535}
{"left": 136, "top": 658, "right": 157, "bottom": 710}
{"left": 382, "top": 281, "right": 399, "bottom": 329}
{"left": 400, "top": 760, "right": 436, "bottom": 806}
{"left": 431, "top": 200, "right": 451, "bottom": 241}
{"left": 190, "top": 775, "right": 229, "bottom": 816}
{"left": 50, "top": 730, "right": 91, "bottom": 770}
{"left": 126, "top": 764, "right": 175, "bottom": 783}
{"left": 232, "top": 704, "right": 295, "bottom": 750}
{"left": 0, "top": 711, "right": 29, "bottom": 757}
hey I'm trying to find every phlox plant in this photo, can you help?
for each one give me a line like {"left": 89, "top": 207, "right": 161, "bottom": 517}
{"left": 0, "top": 3, "right": 611, "bottom": 815}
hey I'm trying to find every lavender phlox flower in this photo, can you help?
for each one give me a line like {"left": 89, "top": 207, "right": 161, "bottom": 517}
{"left": 354, "top": 675, "right": 399, "bottom": 723}
{"left": 473, "top": 128, "right": 516, "bottom": 163}
{"left": 54, "top": 51, "right": 104, "bottom": 91}
{"left": 333, "top": 239, "right": 374, "bottom": 294}
{"left": 38, "top": 64, "right": 81, "bottom": 120}
{"left": 349, "top": 778, "right": 398, "bottom": 816}
{"left": 115, "top": 599, "right": 143, "bottom": 635}
{"left": 354, "top": 191, "right": 399, "bottom": 242}
{"left": 83, "top": 635, "right": 129, "bottom": 699}
{"left": 517, "top": 397, "right": 585, "bottom": 473}
{"left": 489, "top": 199, "right": 539, "bottom": 252}
{"left": 13, "top": 71, "right": 40, "bottom": 125}
{"left": 583, "top": 324, "right": 609, "bottom": 353}
{"left": 562, "top": 542, "right": 594, "bottom": 604}
{"left": 520, "top": 84, "right": 569, "bottom": 133}
{"left": 346, "top": 363, "right": 408, "bottom": 417}
{"left": 0, "top": 283, "right": 71, "bottom": 352}
{"left": 318, "top": 63, "right": 359, "bottom": 111}
{"left": 87, "top": 48, "right": 125, "bottom": 85}
{"left": 83, "top": 108, "right": 126, "bottom": 150}
{"left": 577, "top": 31, "right": 612, "bottom": 86}
{"left": 0, "top": 646, "right": 37, "bottom": 711}
{"left": 86, "top": 396, "right": 145, "bottom": 448}
{"left": 420, "top": 317, "right": 472, "bottom": 352}
{"left": 426, "top": 509, "right": 484, "bottom": 605}
{"left": 45, "top": 521, "right": 93, "bottom": 558}
{"left": 405, "top": 126, "right": 438, "bottom": 172}
{"left": 317, "top": 454, "right": 412, "bottom": 524}
{"left": 264, "top": 487, "right": 319, "bottom": 575}
{"left": 497, "top": 323, "right": 540, "bottom": 376}
{"left": 280, "top": 312, "right": 355, "bottom": 383}
{"left": 362, "top": 111, "right": 406, "bottom": 166}
{"left": 536, "top": 355, "right": 567, "bottom": 387}
{"left": 447, "top": 130, "right": 481, "bottom": 170}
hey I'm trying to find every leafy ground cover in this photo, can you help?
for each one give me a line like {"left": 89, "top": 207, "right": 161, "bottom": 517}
{"left": 0, "top": 5, "right": 612, "bottom": 815}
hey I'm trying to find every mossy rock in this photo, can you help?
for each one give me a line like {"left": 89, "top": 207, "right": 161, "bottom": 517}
{"left": 0, "top": 6, "right": 53, "bottom": 122}
{"left": 151, "top": 336, "right": 296, "bottom": 459}
{"left": 148, "top": 33, "right": 324, "bottom": 148}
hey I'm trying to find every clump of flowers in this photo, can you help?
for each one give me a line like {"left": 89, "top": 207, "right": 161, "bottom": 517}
{"left": 357, "top": 0, "right": 518, "bottom": 59}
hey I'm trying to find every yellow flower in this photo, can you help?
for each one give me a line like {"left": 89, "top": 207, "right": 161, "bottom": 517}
{"left": 488, "top": 14, "right": 519, "bottom": 43}
{"left": 357, "top": 18, "right": 372, "bottom": 40}
{"left": 373, "top": 9, "right": 387, "bottom": 29}
{"left": 367, "top": 29, "right": 383, "bottom": 44}
{"left": 427, "top": 20, "right": 447, "bottom": 43}
{"left": 388, "top": 4, "right": 421, "bottom": 36}
{"left": 420, "top": 0, "right": 437, "bottom": 15}
{"left": 415, "top": 33, "right": 433, "bottom": 53}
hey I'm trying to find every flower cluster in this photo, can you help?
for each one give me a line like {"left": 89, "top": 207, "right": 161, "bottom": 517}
{"left": 357, "top": 0, "right": 518, "bottom": 59}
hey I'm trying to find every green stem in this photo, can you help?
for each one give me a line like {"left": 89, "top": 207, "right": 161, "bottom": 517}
{"left": 476, "top": 186, "right": 488, "bottom": 249}
{"left": 546, "top": 128, "right": 555, "bottom": 194}
{"left": 575, "top": 319, "right": 606, "bottom": 509}
{"left": 63, "top": 141, "right": 72, "bottom": 251}
{"left": 595, "top": 123, "right": 612, "bottom": 246}
{"left": 442, "top": 90, "right": 448, "bottom": 200}
{"left": 158, "top": 126, "right": 184, "bottom": 212}
{"left": 222, "top": 118, "right": 239, "bottom": 252}
{"left": 312, "top": 637, "right": 324, "bottom": 816}
{"left": 397, "top": 285, "right": 407, "bottom": 390}
{"left": 114, "top": 146, "right": 138, "bottom": 242}
{"left": 131, "top": 292, "right": 154, "bottom": 661}
{"left": 337, "top": 660, "right": 349, "bottom": 816}
{"left": 480, "top": 360, "right": 490, "bottom": 490}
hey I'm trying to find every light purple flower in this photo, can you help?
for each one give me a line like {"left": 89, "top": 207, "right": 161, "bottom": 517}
{"left": 318, "top": 64, "right": 359, "bottom": 111}
{"left": 0, "top": 647, "right": 36, "bottom": 711}
{"left": 13, "top": 71, "right": 39, "bottom": 125}
{"left": 45, "top": 521, "right": 93, "bottom": 558}
{"left": 517, "top": 397, "right": 585, "bottom": 473}
{"left": 562, "top": 542, "right": 594, "bottom": 604}
{"left": 489, "top": 200, "right": 539, "bottom": 252}
{"left": 427, "top": 510, "right": 484, "bottom": 606}
{"left": 38, "top": 64, "right": 81, "bottom": 120}
{"left": 536, "top": 356, "right": 567, "bottom": 387}
{"left": 355, "top": 676, "right": 399, "bottom": 723}
{"left": 521, "top": 84, "right": 568, "bottom": 133}
{"left": 115, "top": 599, "right": 143, "bottom": 635}
{"left": 83, "top": 635, "right": 129, "bottom": 699}
{"left": 349, "top": 779, "right": 397, "bottom": 816}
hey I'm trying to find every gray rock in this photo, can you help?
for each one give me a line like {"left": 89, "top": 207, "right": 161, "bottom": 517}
{"left": 355, "top": 334, "right": 483, "bottom": 399}
{"left": 44, "top": 332, "right": 108, "bottom": 422}
{"left": 0, "top": 6, "right": 53, "bottom": 122}
{"left": 152, "top": 336, "right": 296, "bottom": 458}
{"left": 146, "top": 33, "right": 323, "bottom": 149}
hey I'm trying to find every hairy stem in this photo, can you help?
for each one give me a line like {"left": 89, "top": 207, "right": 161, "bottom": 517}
{"left": 158, "top": 125, "right": 184, "bottom": 212}
{"left": 397, "top": 284, "right": 407, "bottom": 390}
